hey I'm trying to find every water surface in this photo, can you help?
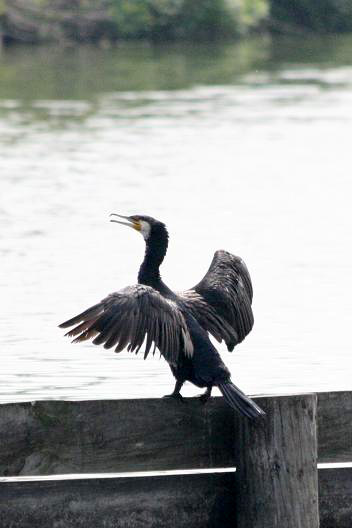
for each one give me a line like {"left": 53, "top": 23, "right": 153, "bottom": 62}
{"left": 1, "top": 36, "right": 352, "bottom": 402}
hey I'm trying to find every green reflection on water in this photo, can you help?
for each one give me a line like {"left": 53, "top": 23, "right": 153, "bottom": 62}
{"left": 0, "top": 35, "right": 351, "bottom": 103}
{"left": 0, "top": 39, "right": 268, "bottom": 102}
{"left": 0, "top": 34, "right": 351, "bottom": 133}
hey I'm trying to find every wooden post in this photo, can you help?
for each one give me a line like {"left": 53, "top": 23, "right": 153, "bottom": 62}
{"left": 235, "top": 393, "right": 319, "bottom": 528}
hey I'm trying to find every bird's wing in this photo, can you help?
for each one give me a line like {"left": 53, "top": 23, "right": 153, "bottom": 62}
{"left": 59, "top": 284, "right": 193, "bottom": 366}
{"left": 180, "top": 250, "right": 253, "bottom": 351}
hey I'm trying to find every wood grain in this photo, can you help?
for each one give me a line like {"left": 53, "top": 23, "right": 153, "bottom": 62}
{"left": 0, "top": 391, "right": 351, "bottom": 477}
{"left": 0, "top": 397, "right": 237, "bottom": 476}
{"left": 0, "top": 467, "right": 350, "bottom": 528}
{"left": 235, "top": 394, "right": 319, "bottom": 528}
{"left": 317, "top": 391, "right": 352, "bottom": 463}
{"left": 319, "top": 467, "right": 352, "bottom": 528}
{"left": 0, "top": 472, "right": 236, "bottom": 528}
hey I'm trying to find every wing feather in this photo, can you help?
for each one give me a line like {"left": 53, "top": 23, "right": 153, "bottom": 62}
{"left": 59, "top": 284, "right": 193, "bottom": 365}
{"left": 180, "top": 250, "right": 254, "bottom": 351}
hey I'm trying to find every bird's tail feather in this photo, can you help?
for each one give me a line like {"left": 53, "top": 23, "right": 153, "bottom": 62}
{"left": 218, "top": 381, "right": 265, "bottom": 420}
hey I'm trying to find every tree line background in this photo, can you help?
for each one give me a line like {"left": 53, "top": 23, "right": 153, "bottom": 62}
{"left": 1, "top": 0, "right": 352, "bottom": 44}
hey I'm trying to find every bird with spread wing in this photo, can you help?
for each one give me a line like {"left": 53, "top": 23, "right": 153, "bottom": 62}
{"left": 59, "top": 214, "right": 265, "bottom": 419}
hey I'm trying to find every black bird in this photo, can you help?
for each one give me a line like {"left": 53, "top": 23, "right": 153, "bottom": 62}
{"left": 59, "top": 214, "right": 265, "bottom": 419}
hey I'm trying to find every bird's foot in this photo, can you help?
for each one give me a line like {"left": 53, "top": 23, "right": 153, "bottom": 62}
{"left": 197, "top": 387, "right": 212, "bottom": 404}
{"left": 198, "top": 393, "right": 211, "bottom": 404}
{"left": 163, "top": 392, "right": 184, "bottom": 402}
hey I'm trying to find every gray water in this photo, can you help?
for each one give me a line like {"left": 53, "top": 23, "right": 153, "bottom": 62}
{"left": 1, "top": 35, "right": 352, "bottom": 403}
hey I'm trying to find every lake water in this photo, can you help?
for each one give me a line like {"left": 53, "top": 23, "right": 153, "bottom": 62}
{"left": 1, "top": 35, "right": 352, "bottom": 403}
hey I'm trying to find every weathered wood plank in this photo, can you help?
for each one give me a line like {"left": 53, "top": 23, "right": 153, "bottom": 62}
{"left": 317, "top": 391, "right": 352, "bottom": 463}
{"left": 0, "top": 467, "right": 350, "bottom": 528}
{"left": 0, "top": 398, "right": 236, "bottom": 476}
{"left": 0, "top": 391, "right": 351, "bottom": 477}
{"left": 0, "top": 472, "right": 236, "bottom": 528}
{"left": 235, "top": 394, "right": 319, "bottom": 528}
{"left": 319, "top": 467, "right": 352, "bottom": 528}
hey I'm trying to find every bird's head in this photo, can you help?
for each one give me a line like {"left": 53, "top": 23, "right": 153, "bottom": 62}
{"left": 110, "top": 213, "right": 168, "bottom": 244}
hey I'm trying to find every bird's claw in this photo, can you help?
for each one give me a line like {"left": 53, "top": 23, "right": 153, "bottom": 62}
{"left": 163, "top": 393, "right": 184, "bottom": 402}
{"left": 198, "top": 393, "right": 211, "bottom": 404}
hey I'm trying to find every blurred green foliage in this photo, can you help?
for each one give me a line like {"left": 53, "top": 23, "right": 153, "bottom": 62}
{"left": 0, "top": 0, "right": 6, "bottom": 17}
{"left": 108, "top": 0, "right": 269, "bottom": 40}
{"left": 270, "top": 0, "right": 352, "bottom": 33}
{"left": 2, "top": 0, "right": 352, "bottom": 44}
{"left": 2, "top": 0, "right": 269, "bottom": 43}
{"left": 109, "top": 0, "right": 241, "bottom": 40}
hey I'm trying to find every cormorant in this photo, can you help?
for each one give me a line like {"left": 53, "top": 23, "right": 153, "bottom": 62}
{"left": 59, "top": 214, "right": 265, "bottom": 419}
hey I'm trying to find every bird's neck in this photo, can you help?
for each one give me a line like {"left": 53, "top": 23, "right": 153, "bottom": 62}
{"left": 138, "top": 233, "right": 168, "bottom": 289}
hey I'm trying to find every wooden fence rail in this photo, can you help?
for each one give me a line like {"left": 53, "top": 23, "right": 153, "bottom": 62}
{"left": 1, "top": 469, "right": 351, "bottom": 528}
{"left": 0, "top": 391, "right": 351, "bottom": 527}
{"left": 1, "top": 391, "right": 351, "bottom": 476}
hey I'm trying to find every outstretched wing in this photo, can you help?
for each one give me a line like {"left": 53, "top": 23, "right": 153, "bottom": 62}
{"left": 180, "top": 250, "right": 253, "bottom": 351}
{"left": 59, "top": 284, "right": 193, "bottom": 366}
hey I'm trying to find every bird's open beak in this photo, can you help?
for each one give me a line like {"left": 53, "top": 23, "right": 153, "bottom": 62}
{"left": 110, "top": 213, "right": 141, "bottom": 231}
